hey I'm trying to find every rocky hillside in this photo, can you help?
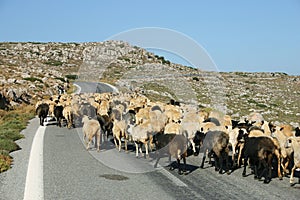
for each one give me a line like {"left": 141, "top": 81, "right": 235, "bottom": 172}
{"left": 0, "top": 41, "right": 299, "bottom": 125}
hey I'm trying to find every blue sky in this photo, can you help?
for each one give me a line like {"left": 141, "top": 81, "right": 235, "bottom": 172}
{"left": 0, "top": 0, "right": 299, "bottom": 75}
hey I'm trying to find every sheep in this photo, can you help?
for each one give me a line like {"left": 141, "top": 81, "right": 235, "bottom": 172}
{"left": 135, "top": 107, "right": 150, "bottom": 125}
{"left": 127, "top": 120, "right": 152, "bottom": 158}
{"left": 271, "top": 125, "right": 294, "bottom": 176}
{"left": 164, "top": 105, "right": 182, "bottom": 123}
{"left": 242, "top": 134, "right": 279, "bottom": 183}
{"left": 236, "top": 128, "right": 282, "bottom": 179}
{"left": 199, "top": 122, "right": 217, "bottom": 134}
{"left": 112, "top": 119, "right": 128, "bottom": 152}
{"left": 97, "top": 99, "right": 110, "bottom": 116}
{"left": 285, "top": 136, "right": 300, "bottom": 186}
{"left": 54, "top": 105, "right": 64, "bottom": 127}
{"left": 180, "top": 111, "right": 201, "bottom": 155}
{"left": 199, "top": 130, "right": 230, "bottom": 174}
{"left": 203, "top": 117, "right": 221, "bottom": 126}
{"left": 63, "top": 105, "right": 74, "bottom": 129}
{"left": 36, "top": 103, "right": 49, "bottom": 126}
{"left": 228, "top": 127, "right": 247, "bottom": 168}
{"left": 80, "top": 102, "right": 97, "bottom": 119}
{"left": 164, "top": 121, "right": 181, "bottom": 135}
{"left": 153, "top": 133, "right": 188, "bottom": 175}
{"left": 82, "top": 115, "right": 102, "bottom": 152}
{"left": 97, "top": 114, "right": 113, "bottom": 141}
{"left": 148, "top": 109, "right": 167, "bottom": 149}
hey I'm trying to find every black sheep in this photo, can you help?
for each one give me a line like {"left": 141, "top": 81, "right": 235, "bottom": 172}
{"left": 36, "top": 103, "right": 49, "bottom": 126}
{"left": 242, "top": 135, "right": 276, "bottom": 184}
{"left": 54, "top": 105, "right": 64, "bottom": 127}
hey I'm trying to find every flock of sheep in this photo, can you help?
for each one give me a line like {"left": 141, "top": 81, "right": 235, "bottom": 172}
{"left": 35, "top": 91, "right": 300, "bottom": 186}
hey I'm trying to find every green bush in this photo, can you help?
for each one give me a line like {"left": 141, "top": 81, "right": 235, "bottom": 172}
{"left": 65, "top": 74, "right": 78, "bottom": 80}
{"left": 23, "top": 77, "right": 43, "bottom": 83}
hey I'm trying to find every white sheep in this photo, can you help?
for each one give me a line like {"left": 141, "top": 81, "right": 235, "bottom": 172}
{"left": 112, "top": 119, "right": 128, "bottom": 152}
{"left": 82, "top": 115, "right": 102, "bottom": 152}
{"left": 285, "top": 137, "right": 300, "bottom": 186}
{"left": 127, "top": 120, "right": 152, "bottom": 158}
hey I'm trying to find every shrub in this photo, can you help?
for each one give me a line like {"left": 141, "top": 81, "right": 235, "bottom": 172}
{"left": 65, "top": 74, "right": 78, "bottom": 80}
{"left": 23, "top": 77, "right": 43, "bottom": 83}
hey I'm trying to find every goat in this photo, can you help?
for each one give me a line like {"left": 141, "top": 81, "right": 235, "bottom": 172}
{"left": 153, "top": 133, "right": 188, "bottom": 175}
{"left": 199, "top": 130, "right": 230, "bottom": 174}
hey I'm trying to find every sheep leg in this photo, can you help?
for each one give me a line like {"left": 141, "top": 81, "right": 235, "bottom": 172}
{"left": 200, "top": 153, "right": 206, "bottom": 168}
{"left": 242, "top": 156, "right": 248, "bottom": 177}
{"left": 237, "top": 143, "right": 244, "bottom": 167}
{"left": 290, "top": 165, "right": 296, "bottom": 186}
{"left": 182, "top": 157, "right": 187, "bottom": 175}
{"left": 214, "top": 154, "right": 220, "bottom": 172}
{"left": 86, "top": 139, "right": 91, "bottom": 150}
{"left": 177, "top": 159, "right": 183, "bottom": 175}
{"left": 113, "top": 137, "right": 119, "bottom": 151}
{"left": 274, "top": 149, "right": 283, "bottom": 180}
{"left": 154, "top": 152, "right": 161, "bottom": 168}
{"left": 221, "top": 150, "right": 229, "bottom": 174}
{"left": 118, "top": 138, "right": 122, "bottom": 152}
{"left": 96, "top": 130, "right": 100, "bottom": 152}
{"left": 254, "top": 161, "right": 261, "bottom": 180}
{"left": 139, "top": 144, "right": 143, "bottom": 157}
{"left": 283, "top": 157, "right": 290, "bottom": 175}
{"left": 83, "top": 132, "right": 86, "bottom": 144}
{"left": 281, "top": 156, "right": 289, "bottom": 175}
{"left": 265, "top": 153, "right": 273, "bottom": 183}
{"left": 124, "top": 139, "right": 128, "bottom": 152}
{"left": 190, "top": 139, "right": 197, "bottom": 156}
{"left": 232, "top": 145, "right": 236, "bottom": 169}
{"left": 135, "top": 142, "right": 139, "bottom": 158}
{"left": 145, "top": 142, "right": 149, "bottom": 159}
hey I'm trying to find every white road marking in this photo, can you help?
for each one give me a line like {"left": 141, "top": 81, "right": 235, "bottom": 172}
{"left": 23, "top": 125, "right": 46, "bottom": 200}
{"left": 159, "top": 166, "right": 188, "bottom": 187}
{"left": 73, "top": 83, "right": 81, "bottom": 94}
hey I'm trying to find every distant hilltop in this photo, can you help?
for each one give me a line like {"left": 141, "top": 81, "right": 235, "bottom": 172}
{"left": 0, "top": 41, "right": 299, "bottom": 125}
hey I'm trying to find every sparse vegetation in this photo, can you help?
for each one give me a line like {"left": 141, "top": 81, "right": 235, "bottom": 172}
{"left": 23, "top": 77, "right": 43, "bottom": 83}
{"left": 44, "top": 59, "right": 63, "bottom": 66}
{"left": 0, "top": 105, "right": 35, "bottom": 172}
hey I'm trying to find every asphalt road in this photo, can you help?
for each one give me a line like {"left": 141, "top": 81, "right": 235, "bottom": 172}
{"left": 0, "top": 81, "right": 300, "bottom": 200}
{"left": 1, "top": 120, "right": 300, "bottom": 200}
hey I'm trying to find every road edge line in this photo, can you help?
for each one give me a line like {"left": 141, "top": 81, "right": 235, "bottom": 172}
{"left": 23, "top": 125, "right": 46, "bottom": 200}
